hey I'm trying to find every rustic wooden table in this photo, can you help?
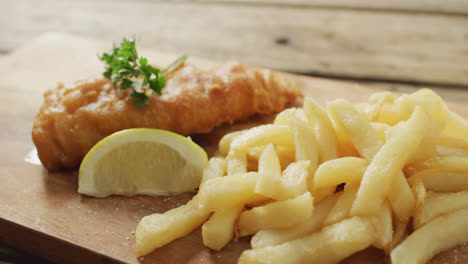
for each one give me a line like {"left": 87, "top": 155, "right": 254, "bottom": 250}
{"left": 1, "top": 0, "right": 467, "bottom": 263}
{"left": 1, "top": 0, "right": 468, "bottom": 102}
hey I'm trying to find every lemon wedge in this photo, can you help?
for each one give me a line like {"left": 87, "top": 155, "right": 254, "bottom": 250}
{"left": 78, "top": 128, "right": 208, "bottom": 197}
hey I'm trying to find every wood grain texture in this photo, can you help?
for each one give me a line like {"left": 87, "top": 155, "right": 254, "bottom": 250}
{"left": 2, "top": 0, "right": 468, "bottom": 86}
{"left": 0, "top": 33, "right": 467, "bottom": 264}
{"left": 205, "top": 0, "right": 468, "bottom": 14}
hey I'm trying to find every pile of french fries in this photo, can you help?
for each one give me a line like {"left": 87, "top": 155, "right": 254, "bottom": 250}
{"left": 135, "top": 89, "right": 468, "bottom": 264}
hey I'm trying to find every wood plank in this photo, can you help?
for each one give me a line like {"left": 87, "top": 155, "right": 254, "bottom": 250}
{"left": 2, "top": 0, "right": 468, "bottom": 86}
{"left": 205, "top": 0, "right": 468, "bottom": 15}
{"left": 0, "top": 32, "right": 467, "bottom": 264}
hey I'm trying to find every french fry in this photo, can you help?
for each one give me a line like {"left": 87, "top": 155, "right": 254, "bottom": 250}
{"left": 376, "top": 103, "right": 400, "bottom": 126}
{"left": 246, "top": 145, "right": 295, "bottom": 170}
{"left": 322, "top": 183, "right": 359, "bottom": 227}
{"left": 362, "top": 96, "right": 442, "bottom": 176}
{"left": 427, "top": 156, "right": 468, "bottom": 172}
{"left": 411, "top": 177, "right": 426, "bottom": 225}
{"left": 327, "top": 99, "right": 384, "bottom": 160}
{"left": 405, "top": 137, "right": 438, "bottom": 165}
{"left": 329, "top": 96, "right": 416, "bottom": 214}
{"left": 311, "top": 157, "right": 367, "bottom": 191}
{"left": 274, "top": 108, "right": 297, "bottom": 125}
{"left": 324, "top": 98, "right": 417, "bottom": 220}
{"left": 436, "top": 145, "right": 468, "bottom": 157}
{"left": 391, "top": 208, "right": 468, "bottom": 264}
{"left": 371, "top": 200, "right": 393, "bottom": 254}
{"left": 230, "top": 124, "right": 294, "bottom": 152}
{"left": 351, "top": 107, "right": 429, "bottom": 217}
{"left": 369, "top": 91, "right": 396, "bottom": 106}
{"left": 411, "top": 177, "right": 427, "bottom": 206}
{"left": 227, "top": 149, "right": 247, "bottom": 175}
{"left": 303, "top": 98, "right": 338, "bottom": 162}
{"left": 396, "top": 89, "right": 468, "bottom": 140}
{"left": 279, "top": 160, "right": 310, "bottom": 200}
{"left": 218, "top": 130, "right": 245, "bottom": 157}
{"left": 246, "top": 145, "right": 270, "bottom": 160}
{"left": 387, "top": 171, "right": 415, "bottom": 222}
{"left": 274, "top": 108, "right": 307, "bottom": 125}
{"left": 238, "top": 217, "right": 376, "bottom": 264}
{"left": 355, "top": 102, "right": 370, "bottom": 120}
{"left": 411, "top": 169, "right": 468, "bottom": 192}
{"left": 136, "top": 88, "right": 468, "bottom": 260}
{"left": 287, "top": 111, "right": 319, "bottom": 171}
{"left": 238, "top": 192, "right": 314, "bottom": 237}
{"left": 200, "top": 157, "right": 226, "bottom": 187}
{"left": 202, "top": 205, "right": 244, "bottom": 250}
{"left": 311, "top": 187, "right": 336, "bottom": 203}
{"left": 391, "top": 218, "right": 409, "bottom": 250}
{"left": 199, "top": 172, "right": 265, "bottom": 211}
{"left": 327, "top": 103, "right": 360, "bottom": 158}
{"left": 366, "top": 92, "right": 397, "bottom": 122}
{"left": 407, "top": 154, "right": 468, "bottom": 176}
{"left": 135, "top": 197, "right": 210, "bottom": 257}
{"left": 414, "top": 190, "right": 468, "bottom": 228}
{"left": 255, "top": 144, "right": 283, "bottom": 199}
{"left": 435, "top": 135, "right": 468, "bottom": 149}
{"left": 395, "top": 89, "right": 444, "bottom": 122}
{"left": 404, "top": 118, "right": 443, "bottom": 165}
{"left": 370, "top": 122, "right": 390, "bottom": 141}
{"left": 443, "top": 109, "right": 468, "bottom": 141}
{"left": 277, "top": 146, "right": 297, "bottom": 165}
{"left": 250, "top": 195, "right": 337, "bottom": 249}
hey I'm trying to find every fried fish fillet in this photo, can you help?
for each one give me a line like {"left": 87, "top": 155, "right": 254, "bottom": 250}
{"left": 32, "top": 61, "right": 302, "bottom": 171}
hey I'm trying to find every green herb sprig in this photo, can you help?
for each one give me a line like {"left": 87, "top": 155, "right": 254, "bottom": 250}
{"left": 100, "top": 38, "right": 187, "bottom": 108}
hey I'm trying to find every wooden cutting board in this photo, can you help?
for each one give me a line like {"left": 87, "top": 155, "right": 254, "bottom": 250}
{"left": 0, "top": 32, "right": 467, "bottom": 264}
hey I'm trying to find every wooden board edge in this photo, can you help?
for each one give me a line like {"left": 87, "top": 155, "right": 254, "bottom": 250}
{"left": 0, "top": 217, "right": 125, "bottom": 264}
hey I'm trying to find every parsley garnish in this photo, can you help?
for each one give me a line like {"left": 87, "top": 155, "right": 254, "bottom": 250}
{"left": 100, "top": 38, "right": 187, "bottom": 108}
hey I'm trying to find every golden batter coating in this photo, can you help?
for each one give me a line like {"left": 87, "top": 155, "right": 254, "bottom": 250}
{"left": 32, "top": 61, "right": 302, "bottom": 170}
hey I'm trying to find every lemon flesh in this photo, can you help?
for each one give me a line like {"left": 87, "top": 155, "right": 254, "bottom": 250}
{"left": 78, "top": 129, "right": 208, "bottom": 197}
